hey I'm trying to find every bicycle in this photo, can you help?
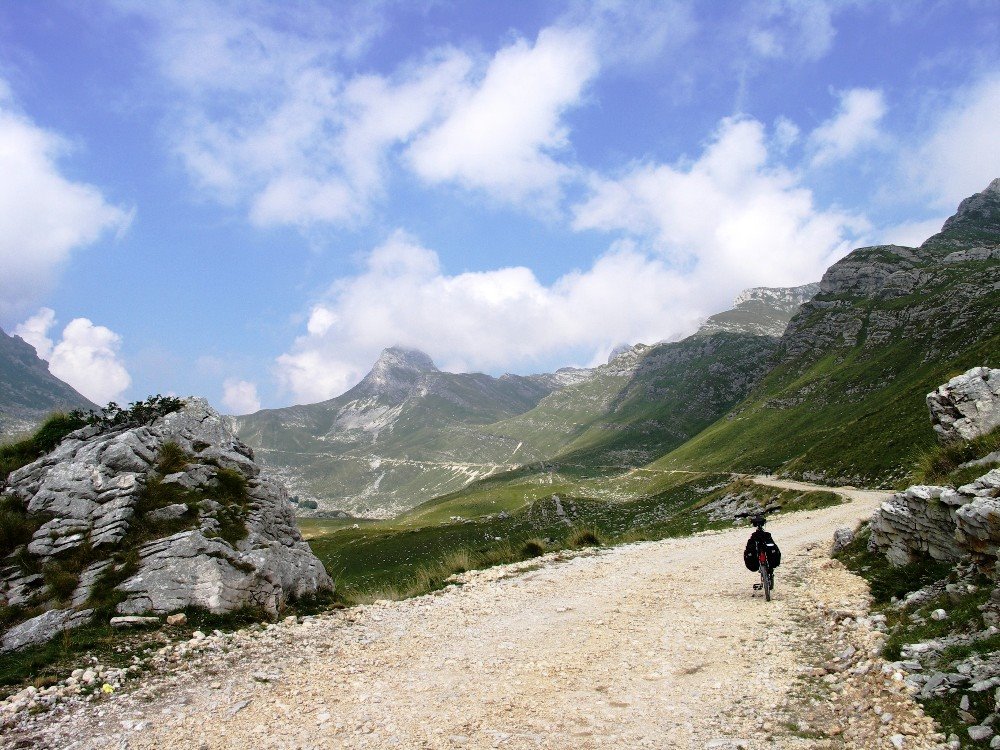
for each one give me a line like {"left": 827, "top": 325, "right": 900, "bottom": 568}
{"left": 752, "top": 548, "right": 772, "bottom": 601}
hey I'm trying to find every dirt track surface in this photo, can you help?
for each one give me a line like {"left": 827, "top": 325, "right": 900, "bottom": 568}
{"left": 750, "top": 475, "right": 892, "bottom": 506}
{"left": 7, "top": 490, "right": 946, "bottom": 750}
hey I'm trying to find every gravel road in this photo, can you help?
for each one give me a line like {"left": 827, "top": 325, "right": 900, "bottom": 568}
{"left": 5, "top": 487, "right": 947, "bottom": 750}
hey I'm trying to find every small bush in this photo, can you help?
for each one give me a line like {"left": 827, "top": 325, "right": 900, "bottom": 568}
{"left": 79, "top": 395, "right": 184, "bottom": 433}
{"left": 520, "top": 538, "right": 546, "bottom": 559}
{"left": 567, "top": 528, "right": 603, "bottom": 548}
{"left": 214, "top": 468, "right": 248, "bottom": 505}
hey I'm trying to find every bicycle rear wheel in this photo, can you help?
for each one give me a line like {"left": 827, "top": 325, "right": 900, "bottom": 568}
{"left": 761, "top": 564, "right": 771, "bottom": 601}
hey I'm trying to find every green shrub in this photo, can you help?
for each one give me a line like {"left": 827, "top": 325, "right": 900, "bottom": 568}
{"left": 80, "top": 395, "right": 184, "bottom": 432}
{"left": 42, "top": 561, "right": 80, "bottom": 602}
{"left": 214, "top": 468, "right": 248, "bottom": 505}
{"left": 0, "top": 496, "right": 39, "bottom": 558}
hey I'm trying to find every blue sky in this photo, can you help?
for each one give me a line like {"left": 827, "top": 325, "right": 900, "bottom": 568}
{"left": 0, "top": 0, "right": 997, "bottom": 413}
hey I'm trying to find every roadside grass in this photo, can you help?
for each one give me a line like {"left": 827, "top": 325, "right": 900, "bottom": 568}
{"left": 908, "top": 426, "right": 1000, "bottom": 487}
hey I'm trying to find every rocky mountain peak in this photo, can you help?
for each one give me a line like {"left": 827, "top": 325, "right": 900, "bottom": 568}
{"left": 370, "top": 347, "right": 438, "bottom": 376}
{"left": 696, "top": 282, "right": 820, "bottom": 338}
{"left": 355, "top": 347, "right": 439, "bottom": 403}
{"left": 934, "top": 177, "right": 1000, "bottom": 241}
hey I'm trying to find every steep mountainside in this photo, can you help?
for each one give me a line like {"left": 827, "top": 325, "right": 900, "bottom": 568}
{"left": 236, "top": 348, "right": 581, "bottom": 516}
{"left": 484, "top": 282, "right": 818, "bottom": 466}
{"left": 0, "top": 328, "right": 97, "bottom": 438}
{"left": 657, "top": 179, "right": 1000, "bottom": 485}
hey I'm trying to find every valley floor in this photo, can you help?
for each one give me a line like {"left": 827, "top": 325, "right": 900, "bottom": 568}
{"left": 4, "top": 487, "right": 948, "bottom": 750}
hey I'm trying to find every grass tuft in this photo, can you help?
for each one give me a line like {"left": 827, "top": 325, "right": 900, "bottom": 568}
{"left": 833, "top": 523, "right": 953, "bottom": 604}
{"left": 520, "top": 538, "right": 546, "bottom": 559}
{"left": 156, "top": 442, "right": 191, "bottom": 474}
{"left": 567, "top": 528, "right": 603, "bottom": 548}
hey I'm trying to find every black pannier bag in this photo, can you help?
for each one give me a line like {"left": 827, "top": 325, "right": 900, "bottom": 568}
{"left": 744, "top": 547, "right": 760, "bottom": 571}
{"left": 764, "top": 540, "right": 781, "bottom": 568}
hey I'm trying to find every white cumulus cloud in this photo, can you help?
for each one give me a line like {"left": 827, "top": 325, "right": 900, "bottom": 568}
{"left": 14, "top": 307, "right": 57, "bottom": 360}
{"left": 130, "top": 1, "right": 607, "bottom": 226}
{"left": 221, "top": 379, "right": 261, "bottom": 415}
{"left": 0, "top": 85, "right": 132, "bottom": 318}
{"left": 407, "top": 27, "right": 599, "bottom": 207}
{"left": 16, "top": 309, "right": 131, "bottom": 405}
{"left": 572, "top": 116, "right": 868, "bottom": 289}
{"left": 808, "top": 88, "right": 887, "bottom": 167}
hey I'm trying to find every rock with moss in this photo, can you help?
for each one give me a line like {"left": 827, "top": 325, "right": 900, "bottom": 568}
{"left": 0, "top": 398, "right": 332, "bottom": 653}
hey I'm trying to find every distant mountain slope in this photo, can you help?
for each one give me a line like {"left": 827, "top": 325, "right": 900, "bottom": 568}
{"left": 235, "top": 348, "right": 581, "bottom": 516}
{"left": 484, "top": 283, "right": 818, "bottom": 466}
{"left": 0, "top": 328, "right": 97, "bottom": 438}
{"left": 656, "top": 179, "right": 1000, "bottom": 485}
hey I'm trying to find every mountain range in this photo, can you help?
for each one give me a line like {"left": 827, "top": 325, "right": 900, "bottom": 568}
{"left": 235, "top": 283, "right": 819, "bottom": 515}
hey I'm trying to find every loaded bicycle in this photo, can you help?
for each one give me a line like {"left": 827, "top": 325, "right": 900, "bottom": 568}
{"left": 744, "top": 514, "right": 780, "bottom": 601}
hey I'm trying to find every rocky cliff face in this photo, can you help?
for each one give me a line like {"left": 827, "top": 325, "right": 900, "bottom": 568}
{"left": 781, "top": 181, "right": 999, "bottom": 365}
{"left": 0, "top": 328, "right": 97, "bottom": 438}
{"left": 927, "top": 367, "right": 1000, "bottom": 444}
{"left": 0, "top": 399, "right": 332, "bottom": 653}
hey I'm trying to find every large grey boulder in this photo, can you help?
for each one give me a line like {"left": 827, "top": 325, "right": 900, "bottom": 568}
{"left": 927, "top": 367, "right": 1000, "bottom": 445}
{"left": 0, "top": 398, "right": 333, "bottom": 653}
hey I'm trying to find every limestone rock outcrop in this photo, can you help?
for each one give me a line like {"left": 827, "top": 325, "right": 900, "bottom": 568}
{"left": 870, "top": 368, "right": 1000, "bottom": 572}
{"left": 0, "top": 398, "right": 333, "bottom": 652}
{"left": 927, "top": 367, "right": 1000, "bottom": 444}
